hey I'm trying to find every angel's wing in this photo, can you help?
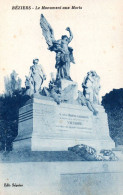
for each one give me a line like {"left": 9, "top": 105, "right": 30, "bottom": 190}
{"left": 40, "top": 14, "right": 55, "bottom": 47}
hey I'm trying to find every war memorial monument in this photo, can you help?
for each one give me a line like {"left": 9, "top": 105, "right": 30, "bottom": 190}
{"left": 1, "top": 14, "right": 123, "bottom": 195}
{"left": 13, "top": 14, "right": 115, "bottom": 158}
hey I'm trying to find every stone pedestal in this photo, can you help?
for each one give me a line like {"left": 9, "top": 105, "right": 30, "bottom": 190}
{"left": 13, "top": 96, "right": 115, "bottom": 151}
{"left": 56, "top": 79, "right": 78, "bottom": 101}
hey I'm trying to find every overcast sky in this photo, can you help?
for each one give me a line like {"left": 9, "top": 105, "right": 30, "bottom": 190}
{"left": 0, "top": 0, "right": 123, "bottom": 98}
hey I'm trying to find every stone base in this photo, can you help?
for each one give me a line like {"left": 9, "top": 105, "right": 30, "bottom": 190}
{"left": 13, "top": 96, "right": 115, "bottom": 151}
{"left": 13, "top": 138, "right": 114, "bottom": 152}
{"left": 56, "top": 79, "right": 78, "bottom": 100}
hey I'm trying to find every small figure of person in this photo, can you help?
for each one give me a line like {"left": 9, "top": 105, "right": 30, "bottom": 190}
{"left": 29, "top": 58, "right": 46, "bottom": 94}
{"left": 92, "top": 72, "right": 101, "bottom": 104}
{"left": 82, "top": 71, "right": 100, "bottom": 115}
{"left": 25, "top": 76, "right": 34, "bottom": 96}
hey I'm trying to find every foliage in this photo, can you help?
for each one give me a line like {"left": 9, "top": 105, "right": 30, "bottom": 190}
{"left": 102, "top": 88, "right": 123, "bottom": 146}
{"left": 0, "top": 89, "right": 30, "bottom": 151}
{"left": 4, "top": 70, "right": 22, "bottom": 96}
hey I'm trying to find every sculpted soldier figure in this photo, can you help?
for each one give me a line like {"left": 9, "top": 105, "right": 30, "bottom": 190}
{"left": 25, "top": 76, "right": 34, "bottom": 96}
{"left": 40, "top": 14, "right": 75, "bottom": 81}
{"left": 25, "top": 59, "right": 46, "bottom": 95}
{"left": 82, "top": 71, "right": 94, "bottom": 103}
{"left": 29, "top": 58, "right": 46, "bottom": 93}
{"left": 92, "top": 72, "right": 101, "bottom": 104}
{"left": 81, "top": 71, "right": 101, "bottom": 115}
{"left": 82, "top": 71, "right": 101, "bottom": 104}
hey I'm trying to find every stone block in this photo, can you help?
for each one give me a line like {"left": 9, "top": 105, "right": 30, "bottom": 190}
{"left": 13, "top": 96, "right": 115, "bottom": 151}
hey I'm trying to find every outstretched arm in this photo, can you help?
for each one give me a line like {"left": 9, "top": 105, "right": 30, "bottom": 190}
{"left": 66, "top": 27, "right": 73, "bottom": 43}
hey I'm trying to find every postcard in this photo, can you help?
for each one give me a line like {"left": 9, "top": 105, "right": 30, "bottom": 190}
{"left": 0, "top": 0, "right": 123, "bottom": 195}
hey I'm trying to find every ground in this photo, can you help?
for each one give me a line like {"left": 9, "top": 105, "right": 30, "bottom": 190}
{"left": 0, "top": 161, "right": 123, "bottom": 195}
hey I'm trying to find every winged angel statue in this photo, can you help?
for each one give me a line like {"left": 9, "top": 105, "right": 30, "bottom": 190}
{"left": 40, "top": 14, "right": 75, "bottom": 81}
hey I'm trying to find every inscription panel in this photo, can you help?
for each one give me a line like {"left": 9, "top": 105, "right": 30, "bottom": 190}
{"left": 56, "top": 107, "right": 93, "bottom": 133}
{"left": 33, "top": 103, "right": 93, "bottom": 137}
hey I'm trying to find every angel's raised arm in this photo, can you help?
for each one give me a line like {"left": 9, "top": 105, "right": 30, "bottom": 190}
{"left": 66, "top": 27, "right": 73, "bottom": 43}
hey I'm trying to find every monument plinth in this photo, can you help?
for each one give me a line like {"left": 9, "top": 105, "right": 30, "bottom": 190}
{"left": 13, "top": 95, "right": 115, "bottom": 151}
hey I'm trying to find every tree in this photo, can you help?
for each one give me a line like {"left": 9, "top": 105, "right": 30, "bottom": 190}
{"left": 102, "top": 88, "right": 123, "bottom": 146}
{"left": 0, "top": 71, "right": 30, "bottom": 151}
{"left": 4, "top": 70, "right": 22, "bottom": 96}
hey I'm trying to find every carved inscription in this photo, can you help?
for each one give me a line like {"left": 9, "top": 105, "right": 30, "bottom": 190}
{"left": 56, "top": 112, "right": 92, "bottom": 131}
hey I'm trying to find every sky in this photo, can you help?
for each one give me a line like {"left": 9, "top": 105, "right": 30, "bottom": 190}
{"left": 0, "top": 0, "right": 123, "bottom": 98}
